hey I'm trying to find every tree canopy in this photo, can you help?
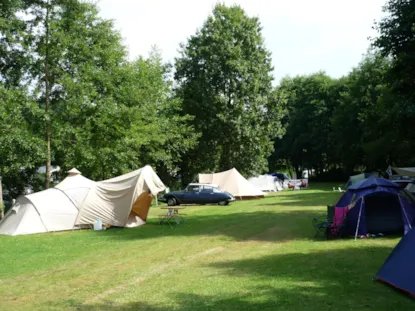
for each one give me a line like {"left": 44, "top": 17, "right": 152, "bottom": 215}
{"left": 1, "top": 0, "right": 415, "bottom": 200}
{"left": 175, "top": 4, "right": 286, "bottom": 182}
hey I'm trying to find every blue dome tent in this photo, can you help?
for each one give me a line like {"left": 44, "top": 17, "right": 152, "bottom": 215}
{"left": 376, "top": 226, "right": 415, "bottom": 295}
{"left": 333, "top": 178, "right": 415, "bottom": 239}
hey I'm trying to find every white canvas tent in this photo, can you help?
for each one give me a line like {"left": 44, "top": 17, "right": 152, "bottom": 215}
{"left": 0, "top": 169, "right": 95, "bottom": 236}
{"left": 76, "top": 165, "right": 166, "bottom": 228}
{"left": 55, "top": 168, "right": 95, "bottom": 207}
{"left": 393, "top": 167, "right": 415, "bottom": 177}
{"left": 199, "top": 168, "right": 265, "bottom": 199}
{"left": 248, "top": 175, "right": 281, "bottom": 192}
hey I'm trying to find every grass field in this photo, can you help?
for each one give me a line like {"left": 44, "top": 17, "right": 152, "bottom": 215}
{"left": 0, "top": 183, "right": 412, "bottom": 311}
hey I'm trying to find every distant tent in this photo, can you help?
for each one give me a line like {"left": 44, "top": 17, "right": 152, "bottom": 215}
{"left": 76, "top": 165, "right": 166, "bottom": 228}
{"left": 376, "top": 226, "right": 415, "bottom": 295}
{"left": 392, "top": 167, "right": 415, "bottom": 177}
{"left": 0, "top": 169, "right": 95, "bottom": 236}
{"left": 333, "top": 178, "right": 415, "bottom": 238}
{"left": 275, "top": 181, "right": 283, "bottom": 191}
{"left": 199, "top": 168, "right": 265, "bottom": 199}
{"left": 345, "top": 172, "right": 379, "bottom": 189}
{"left": 248, "top": 175, "right": 280, "bottom": 192}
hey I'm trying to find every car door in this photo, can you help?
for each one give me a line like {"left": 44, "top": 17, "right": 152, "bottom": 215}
{"left": 182, "top": 185, "right": 201, "bottom": 204}
{"left": 199, "top": 186, "right": 216, "bottom": 203}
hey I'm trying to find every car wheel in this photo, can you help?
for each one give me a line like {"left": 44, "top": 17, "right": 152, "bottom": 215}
{"left": 167, "top": 197, "right": 177, "bottom": 206}
{"left": 218, "top": 201, "right": 228, "bottom": 206}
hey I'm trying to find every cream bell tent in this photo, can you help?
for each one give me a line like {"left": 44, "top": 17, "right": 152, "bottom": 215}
{"left": 248, "top": 175, "right": 281, "bottom": 192}
{"left": 75, "top": 165, "right": 166, "bottom": 228}
{"left": 0, "top": 168, "right": 95, "bottom": 236}
{"left": 199, "top": 168, "right": 265, "bottom": 199}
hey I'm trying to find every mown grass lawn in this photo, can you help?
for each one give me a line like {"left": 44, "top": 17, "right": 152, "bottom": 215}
{"left": 0, "top": 183, "right": 412, "bottom": 311}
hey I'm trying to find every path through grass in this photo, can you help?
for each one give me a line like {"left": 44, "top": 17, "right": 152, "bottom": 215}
{"left": 0, "top": 183, "right": 412, "bottom": 310}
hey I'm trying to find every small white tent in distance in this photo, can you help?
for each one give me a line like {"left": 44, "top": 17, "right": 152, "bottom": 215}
{"left": 248, "top": 175, "right": 282, "bottom": 192}
{"left": 0, "top": 168, "right": 95, "bottom": 236}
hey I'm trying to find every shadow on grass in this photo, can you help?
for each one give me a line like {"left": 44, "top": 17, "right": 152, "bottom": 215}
{"left": 99, "top": 209, "right": 327, "bottom": 243}
{"left": 259, "top": 191, "right": 342, "bottom": 207}
{"left": 74, "top": 246, "right": 413, "bottom": 311}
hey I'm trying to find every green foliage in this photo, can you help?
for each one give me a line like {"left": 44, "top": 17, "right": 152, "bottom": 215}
{"left": 58, "top": 48, "right": 198, "bottom": 181}
{"left": 0, "top": 86, "right": 45, "bottom": 198}
{"left": 271, "top": 72, "right": 337, "bottom": 176}
{"left": 0, "top": 0, "right": 197, "bottom": 194}
{"left": 372, "top": 0, "right": 415, "bottom": 165}
{"left": 175, "top": 4, "right": 286, "bottom": 182}
{"left": 272, "top": 53, "right": 394, "bottom": 178}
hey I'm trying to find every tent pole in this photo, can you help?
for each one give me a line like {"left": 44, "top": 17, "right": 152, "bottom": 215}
{"left": 355, "top": 198, "right": 364, "bottom": 241}
{"left": 399, "top": 196, "right": 412, "bottom": 230}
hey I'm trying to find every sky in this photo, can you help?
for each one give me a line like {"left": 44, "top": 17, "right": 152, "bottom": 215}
{"left": 97, "top": 0, "right": 386, "bottom": 84}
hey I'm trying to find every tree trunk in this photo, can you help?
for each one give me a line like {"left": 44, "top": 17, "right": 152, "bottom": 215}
{"left": 44, "top": 2, "right": 51, "bottom": 189}
{"left": 220, "top": 143, "right": 232, "bottom": 171}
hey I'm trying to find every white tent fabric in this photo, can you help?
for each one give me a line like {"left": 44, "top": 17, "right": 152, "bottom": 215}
{"left": 199, "top": 168, "right": 265, "bottom": 198}
{"left": 0, "top": 168, "right": 95, "bottom": 236}
{"left": 67, "top": 167, "right": 82, "bottom": 175}
{"left": 393, "top": 167, "right": 415, "bottom": 177}
{"left": 0, "top": 166, "right": 166, "bottom": 235}
{"left": 55, "top": 173, "right": 95, "bottom": 208}
{"left": 76, "top": 165, "right": 166, "bottom": 227}
{"left": 0, "top": 188, "right": 78, "bottom": 236}
{"left": 248, "top": 175, "right": 280, "bottom": 192}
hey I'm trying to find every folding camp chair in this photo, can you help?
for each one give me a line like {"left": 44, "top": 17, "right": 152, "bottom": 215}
{"left": 312, "top": 205, "right": 344, "bottom": 239}
{"left": 312, "top": 216, "right": 331, "bottom": 238}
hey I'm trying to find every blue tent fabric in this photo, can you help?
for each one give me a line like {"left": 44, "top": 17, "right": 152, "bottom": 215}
{"left": 376, "top": 227, "right": 415, "bottom": 295}
{"left": 334, "top": 178, "right": 415, "bottom": 236}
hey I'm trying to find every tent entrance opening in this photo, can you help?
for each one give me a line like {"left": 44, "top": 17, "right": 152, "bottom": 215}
{"left": 365, "top": 195, "right": 403, "bottom": 234}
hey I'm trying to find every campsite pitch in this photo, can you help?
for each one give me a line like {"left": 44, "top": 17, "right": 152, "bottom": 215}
{"left": 0, "top": 183, "right": 413, "bottom": 310}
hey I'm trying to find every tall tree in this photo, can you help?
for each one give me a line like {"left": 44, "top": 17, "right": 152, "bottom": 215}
{"left": 175, "top": 4, "right": 285, "bottom": 182}
{"left": 330, "top": 53, "right": 393, "bottom": 173}
{"left": 373, "top": 0, "right": 415, "bottom": 165}
{"left": 2, "top": 0, "right": 129, "bottom": 187}
{"left": 271, "top": 73, "right": 337, "bottom": 177}
{"left": 57, "top": 48, "right": 198, "bottom": 181}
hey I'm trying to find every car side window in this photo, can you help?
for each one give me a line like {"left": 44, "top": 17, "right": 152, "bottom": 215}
{"left": 201, "top": 186, "right": 213, "bottom": 193}
{"left": 213, "top": 187, "right": 222, "bottom": 193}
{"left": 187, "top": 186, "right": 200, "bottom": 192}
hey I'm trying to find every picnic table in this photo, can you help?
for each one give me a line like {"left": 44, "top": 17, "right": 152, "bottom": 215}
{"left": 158, "top": 206, "right": 187, "bottom": 227}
